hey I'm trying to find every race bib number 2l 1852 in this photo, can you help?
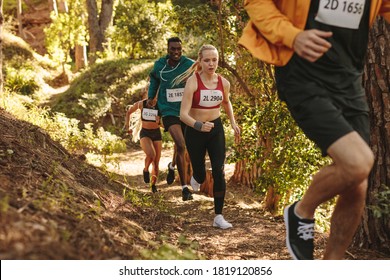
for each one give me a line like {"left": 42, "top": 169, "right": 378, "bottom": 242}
{"left": 166, "top": 88, "right": 184, "bottom": 102}
{"left": 315, "top": 0, "right": 365, "bottom": 29}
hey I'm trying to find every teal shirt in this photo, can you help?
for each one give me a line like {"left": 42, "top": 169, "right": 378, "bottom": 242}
{"left": 148, "top": 55, "right": 194, "bottom": 117}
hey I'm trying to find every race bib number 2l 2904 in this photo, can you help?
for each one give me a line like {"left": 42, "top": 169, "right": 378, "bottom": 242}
{"left": 315, "top": 0, "right": 365, "bottom": 29}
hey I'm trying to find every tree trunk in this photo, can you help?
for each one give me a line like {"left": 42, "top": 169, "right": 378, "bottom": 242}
{"left": 100, "top": 0, "right": 114, "bottom": 36}
{"left": 58, "top": 0, "right": 68, "bottom": 12}
{"left": 353, "top": 17, "right": 390, "bottom": 254}
{"left": 17, "top": 0, "right": 24, "bottom": 38}
{"left": 86, "top": 0, "right": 114, "bottom": 64}
{"left": 0, "top": 0, "right": 3, "bottom": 99}
{"left": 75, "top": 44, "right": 88, "bottom": 71}
{"left": 49, "top": 0, "right": 58, "bottom": 16}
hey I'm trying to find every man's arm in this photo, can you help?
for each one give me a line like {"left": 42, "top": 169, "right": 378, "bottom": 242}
{"left": 245, "top": 0, "right": 332, "bottom": 63}
{"left": 243, "top": 0, "right": 302, "bottom": 49}
{"left": 147, "top": 68, "right": 160, "bottom": 100}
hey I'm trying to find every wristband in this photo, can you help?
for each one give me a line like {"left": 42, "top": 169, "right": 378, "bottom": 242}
{"left": 193, "top": 121, "right": 203, "bottom": 131}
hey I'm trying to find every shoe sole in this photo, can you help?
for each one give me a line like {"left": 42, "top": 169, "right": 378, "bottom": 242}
{"left": 213, "top": 222, "right": 233, "bottom": 229}
{"left": 143, "top": 171, "right": 150, "bottom": 184}
{"left": 167, "top": 170, "right": 174, "bottom": 184}
{"left": 284, "top": 205, "right": 299, "bottom": 260}
{"left": 182, "top": 195, "right": 193, "bottom": 201}
{"left": 190, "top": 177, "right": 200, "bottom": 192}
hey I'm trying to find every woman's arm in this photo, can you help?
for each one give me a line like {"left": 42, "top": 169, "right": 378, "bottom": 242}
{"left": 221, "top": 78, "right": 240, "bottom": 136}
{"left": 124, "top": 100, "right": 143, "bottom": 131}
{"left": 180, "top": 74, "right": 197, "bottom": 127}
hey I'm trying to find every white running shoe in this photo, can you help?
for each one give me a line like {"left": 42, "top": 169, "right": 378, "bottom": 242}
{"left": 213, "top": 215, "right": 233, "bottom": 229}
{"left": 190, "top": 176, "right": 201, "bottom": 192}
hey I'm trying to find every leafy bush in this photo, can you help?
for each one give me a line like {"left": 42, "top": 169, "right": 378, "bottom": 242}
{"left": 1, "top": 93, "right": 126, "bottom": 156}
{"left": 229, "top": 96, "right": 331, "bottom": 211}
{"left": 368, "top": 184, "right": 390, "bottom": 218}
{"left": 51, "top": 58, "right": 153, "bottom": 134}
{"left": 4, "top": 67, "right": 40, "bottom": 96}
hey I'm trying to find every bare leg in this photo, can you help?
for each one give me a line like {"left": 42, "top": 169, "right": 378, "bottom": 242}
{"left": 295, "top": 132, "right": 374, "bottom": 259}
{"left": 171, "top": 144, "right": 177, "bottom": 168}
{"left": 150, "top": 140, "right": 162, "bottom": 186}
{"left": 140, "top": 137, "right": 156, "bottom": 173}
{"left": 324, "top": 179, "right": 367, "bottom": 259}
{"left": 168, "top": 124, "right": 186, "bottom": 186}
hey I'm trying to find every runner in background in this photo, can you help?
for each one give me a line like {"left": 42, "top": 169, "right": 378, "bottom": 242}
{"left": 147, "top": 37, "right": 195, "bottom": 201}
{"left": 124, "top": 92, "right": 162, "bottom": 193}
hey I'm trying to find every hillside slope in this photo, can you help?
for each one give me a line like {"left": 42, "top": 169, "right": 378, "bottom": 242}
{"left": 0, "top": 108, "right": 180, "bottom": 259}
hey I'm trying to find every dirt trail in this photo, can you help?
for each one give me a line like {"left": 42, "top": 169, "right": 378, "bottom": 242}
{"left": 100, "top": 145, "right": 390, "bottom": 260}
{"left": 103, "top": 147, "right": 313, "bottom": 260}
{"left": 99, "top": 149, "right": 334, "bottom": 260}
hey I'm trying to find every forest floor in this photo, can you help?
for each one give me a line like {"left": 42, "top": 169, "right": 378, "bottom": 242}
{"left": 98, "top": 145, "right": 389, "bottom": 260}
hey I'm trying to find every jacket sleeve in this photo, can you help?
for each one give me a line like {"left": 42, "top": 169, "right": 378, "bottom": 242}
{"left": 243, "top": 0, "right": 303, "bottom": 49}
{"left": 148, "top": 64, "right": 160, "bottom": 99}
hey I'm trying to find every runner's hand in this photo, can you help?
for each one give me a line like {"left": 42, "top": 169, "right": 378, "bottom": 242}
{"left": 293, "top": 29, "right": 332, "bottom": 62}
{"left": 146, "top": 98, "right": 155, "bottom": 107}
{"left": 202, "top": 121, "right": 214, "bottom": 132}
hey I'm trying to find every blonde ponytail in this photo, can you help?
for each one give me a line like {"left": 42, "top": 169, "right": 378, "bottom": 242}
{"left": 172, "top": 61, "right": 200, "bottom": 87}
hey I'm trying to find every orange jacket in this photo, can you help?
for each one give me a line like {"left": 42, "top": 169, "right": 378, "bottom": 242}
{"left": 239, "top": 0, "right": 390, "bottom": 66}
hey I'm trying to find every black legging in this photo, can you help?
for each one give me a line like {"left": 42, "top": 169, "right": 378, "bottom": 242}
{"left": 184, "top": 117, "right": 226, "bottom": 214}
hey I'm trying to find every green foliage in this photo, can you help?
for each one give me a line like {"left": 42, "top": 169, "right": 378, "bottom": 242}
{"left": 229, "top": 95, "right": 331, "bottom": 212}
{"left": 0, "top": 195, "right": 10, "bottom": 213}
{"left": 51, "top": 58, "right": 153, "bottom": 133}
{"left": 44, "top": 0, "right": 88, "bottom": 69}
{"left": 4, "top": 67, "right": 40, "bottom": 95}
{"left": 2, "top": 31, "right": 56, "bottom": 98}
{"left": 141, "top": 235, "right": 202, "bottom": 260}
{"left": 368, "top": 184, "right": 390, "bottom": 218}
{"left": 1, "top": 93, "right": 126, "bottom": 156}
{"left": 171, "top": 2, "right": 218, "bottom": 56}
{"left": 108, "top": 0, "right": 175, "bottom": 59}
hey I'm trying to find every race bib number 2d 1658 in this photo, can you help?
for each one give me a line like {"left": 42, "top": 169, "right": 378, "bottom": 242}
{"left": 315, "top": 0, "right": 365, "bottom": 29}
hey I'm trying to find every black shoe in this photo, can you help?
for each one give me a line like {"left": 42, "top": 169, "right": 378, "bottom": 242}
{"left": 151, "top": 185, "right": 158, "bottom": 193}
{"left": 182, "top": 187, "right": 193, "bottom": 201}
{"left": 143, "top": 170, "right": 150, "bottom": 184}
{"left": 284, "top": 201, "right": 315, "bottom": 260}
{"left": 166, "top": 162, "right": 175, "bottom": 185}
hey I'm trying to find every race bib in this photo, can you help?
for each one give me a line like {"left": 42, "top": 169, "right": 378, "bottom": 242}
{"left": 315, "top": 0, "right": 365, "bottom": 29}
{"left": 166, "top": 88, "right": 184, "bottom": 102}
{"left": 199, "top": 89, "right": 223, "bottom": 108}
{"left": 142, "top": 108, "right": 158, "bottom": 121}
